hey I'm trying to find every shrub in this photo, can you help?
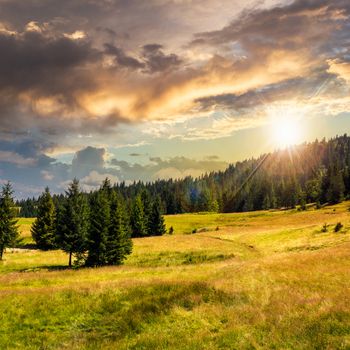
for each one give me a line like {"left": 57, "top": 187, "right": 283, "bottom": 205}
{"left": 334, "top": 222, "right": 343, "bottom": 232}
{"left": 168, "top": 226, "right": 174, "bottom": 235}
{"left": 321, "top": 223, "right": 329, "bottom": 233}
{"left": 192, "top": 228, "right": 197, "bottom": 234}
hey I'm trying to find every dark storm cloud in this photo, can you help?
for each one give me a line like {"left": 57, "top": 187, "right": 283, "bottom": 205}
{"left": 0, "top": 0, "right": 110, "bottom": 29}
{"left": 141, "top": 44, "right": 182, "bottom": 73}
{"left": 0, "top": 31, "right": 98, "bottom": 93}
{"left": 0, "top": 28, "right": 103, "bottom": 138}
{"left": 104, "top": 43, "right": 145, "bottom": 69}
{"left": 103, "top": 43, "right": 183, "bottom": 73}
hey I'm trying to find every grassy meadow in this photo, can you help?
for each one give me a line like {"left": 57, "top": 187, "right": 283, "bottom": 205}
{"left": 1, "top": 203, "right": 350, "bottom": 349}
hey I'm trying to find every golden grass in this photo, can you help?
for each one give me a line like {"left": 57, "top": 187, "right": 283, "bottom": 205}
{"left": 0, "top": 202, "right": 349, "bottom": 349}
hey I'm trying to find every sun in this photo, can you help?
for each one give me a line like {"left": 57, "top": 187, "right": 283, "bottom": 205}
{"left": 272, "top": 117, "right": 300, "bottom": 148}
{"left": 268, "top": 104, "right": 305, "bottom": 148}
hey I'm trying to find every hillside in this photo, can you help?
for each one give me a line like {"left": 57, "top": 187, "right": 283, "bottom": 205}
{"left": 1, "top": 203, "right": 349, "bottom": 349}
{"left": 17, "top": 135, "right": 350, "bottom": 217}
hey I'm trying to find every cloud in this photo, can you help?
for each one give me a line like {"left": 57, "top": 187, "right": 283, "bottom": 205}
{"left": 78, "top": 170, "right": 120, "bottom": 192}
{"left": 104, "top": 43, "right": 145, "bottom": 69}
{"left": 152, "top": 167, "right": 207, "bottom": 180}
{"left": 129, "top": 153, "right": 143, "bottom": 157}
{"left": 110, "top": 156, "right": 228, "bottom": 181}
{"left": 71, "top": 146, "right": 105, "bottom": 178}
{"left": 0, "top": 151, "right": 36, "bottom": 166}
{"left": 142, "top": 44, "right": 182, "bottom": 73}
{"left": 0, "top": 0, "right": 348, "bottom": 146}
{"left": 328, "top": 59, "right": 350, "bottom": 83}
{"left": 41, "top": 170, "right": 54, "bottom": 181}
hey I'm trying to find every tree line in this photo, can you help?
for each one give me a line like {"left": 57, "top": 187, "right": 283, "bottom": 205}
{"left": 1, "top": 179, "right": 166, "bottom": 266}
{"left": 17, "top": 135, "right": 350, "bottom": 216}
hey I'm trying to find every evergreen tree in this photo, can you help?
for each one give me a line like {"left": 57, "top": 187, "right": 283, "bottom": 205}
{"left": 86, "top": 190, "right": 110, "bottom": 266}
{"left": 149, "top": 196, "right": 166, "bottom": 236}
{"left": 101, "top": 177, "right": 113, "bottom": 200}
{"left": 0, "top": 182, "right": 19, "bottom": 260}
{"left": 305, "top": 178, "right": 321, "bottom": 203}
{"left": 56, "top": 179, "right": 89, "bottom": 267}
{"left": 130, "top": 194, "right": 147, "bottom": 237}
{"left": 31, "top": 187, "right": 56, "bottom": 250}
{"left": 140, "top": 190, "right": 152, "bottom": 235}
{"left": 327, "top": 171, "right": 345, "bottom": 204}
{"left": 208, "top": 198, "right": 219, "bottom": 213}
{"left": 106, "top": 192, "right": 132, "bottom": 265}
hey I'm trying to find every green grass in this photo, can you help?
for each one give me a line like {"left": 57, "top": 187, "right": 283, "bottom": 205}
{"left": 17, "top": 217, "right": 35, "bottom": 245}
{"left": 0, "top": 203, "right": 349, "bottom": 349}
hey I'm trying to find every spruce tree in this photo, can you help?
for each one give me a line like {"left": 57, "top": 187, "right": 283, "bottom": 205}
{"left": 0, "top": 182, "right": 19, "bottom": 260}
{"left": 86, "top": 190, "right": 110, "bottom": 266}
{"left": 327, "top": 172, "right": 345, "bottom": 204}
{"left": 130, "top": 194, "right": 147, "bottom": 237}
{"left": 141, "top": 190, "right": 152, "bottom": 235}
{"left": 56, "top": 179, "right": 89, "bottom": 267}
{"left": 149, "top": 196, "right": 166, "bottom": 236}
{"left": 106, "top": 192, "right": 132, "bottom": 265}
{"left": 101, "top": 177, "right": 113, "bottom": 200}
{"left": 31, "top": 187, "right": 56, "bottom": 250}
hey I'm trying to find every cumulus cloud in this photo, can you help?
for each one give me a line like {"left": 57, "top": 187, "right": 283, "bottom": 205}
{"left": 77, "top": 170, "right": 119, "bottom": 192}
{"left": 71, "top": 146, "right": 105, "bottom": 178}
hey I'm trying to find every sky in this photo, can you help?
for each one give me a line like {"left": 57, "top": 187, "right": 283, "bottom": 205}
{"left": 0, "top": 0, "right": 350, "bottom": 198}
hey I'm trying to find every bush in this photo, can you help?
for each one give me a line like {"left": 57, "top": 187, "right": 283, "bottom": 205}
{"left": 321, "top": 223, "right": 329, "bottom": 232}
{"left": 334, "top": 222, "right": 343, "bottom": 232}
{"left": 192, "top": 228, "right": 197, "bottom": 234}
{"left": 168, "top": 226, "right": 174, "bottom": 235}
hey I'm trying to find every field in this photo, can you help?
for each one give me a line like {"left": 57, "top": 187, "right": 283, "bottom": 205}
{"left": 1, "top": 203, "right": 350, "bottom": 349}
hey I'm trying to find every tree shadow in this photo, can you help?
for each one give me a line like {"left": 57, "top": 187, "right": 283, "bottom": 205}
{"left": 18, "top": 264, "right": 74, "bottom": 272}
{"left": 15, "top": 243, "right": 39, "bottom": 250}
{"left": 20, "top": 263, "right": 96, "bottom": 272}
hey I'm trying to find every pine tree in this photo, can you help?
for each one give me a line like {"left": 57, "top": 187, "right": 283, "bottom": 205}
{"left": 327, "top": 172, "right": 345, "bottom": 204}
{"left": 56, "top": 179, "right": 89, "bottom": 267}
{"left": 130, "top": 194, "right": 147, "bottom": 237}
{"left": 0, "top": 182, "right": 19, "bottom": 260}
{"left": 208, "top": 198, "right": 219, "bottom": 213}
{"left": 31, "top": 187, "right": 56, "bottom": 250}
{"left": 101, "top": 177, "right": 113, "bottom": 200}
{"left": 86, "top": 190, "right": 110, "bottom": 266}
{"left": 149, "top": 196, "right": 166, "bottom": 236}
{"left": 106, "top": 192, "right": 132, "bottom": 265}
{"left": 141, "top": 190, "right": 152, "bottom": 235}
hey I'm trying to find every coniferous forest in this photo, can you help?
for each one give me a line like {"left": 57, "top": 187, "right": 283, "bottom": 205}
{"left": 17, "top": 135, "right": 350, "bottom": 218}
{"left": 1, "top": 177, "right": 167, "bottom": 267}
